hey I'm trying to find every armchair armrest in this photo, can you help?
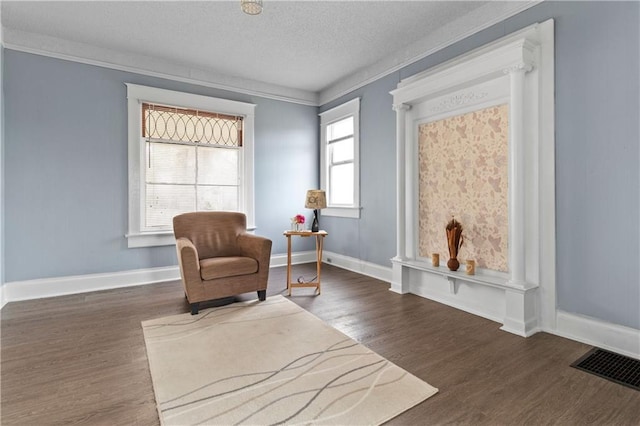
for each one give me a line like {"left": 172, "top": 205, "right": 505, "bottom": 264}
{"left": 176, "top": 237, "right": 205, "bottom": 301}
{"left": 237, "top": 233, "right": 272, "bottom": 277}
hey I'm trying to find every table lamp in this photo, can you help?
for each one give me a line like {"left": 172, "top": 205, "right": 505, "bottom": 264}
{"left": 305, "top": 189, "right": 327, "bottom": 232}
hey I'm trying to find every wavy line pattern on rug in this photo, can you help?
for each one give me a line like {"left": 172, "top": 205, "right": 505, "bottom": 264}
{"left": 142, "top": 296, "right": 438, "bottom": 425}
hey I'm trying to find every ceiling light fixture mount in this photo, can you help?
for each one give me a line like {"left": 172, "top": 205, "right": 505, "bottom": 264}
{"left": 241, "top": 0, "right": 263, "bottom": 15}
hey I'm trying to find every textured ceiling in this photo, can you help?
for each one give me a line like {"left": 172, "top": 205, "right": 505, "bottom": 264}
{"left": 1, "top": 1, "right": 538, "bottom": 104}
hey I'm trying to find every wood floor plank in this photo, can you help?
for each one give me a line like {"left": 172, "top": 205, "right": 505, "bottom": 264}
{"left": 2, "top": 264, "right": 639, "bottom": 425}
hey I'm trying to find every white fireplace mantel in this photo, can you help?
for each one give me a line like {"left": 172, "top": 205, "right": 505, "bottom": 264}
{"left": 389, "top": 20, "right": 555, "bottom": 337}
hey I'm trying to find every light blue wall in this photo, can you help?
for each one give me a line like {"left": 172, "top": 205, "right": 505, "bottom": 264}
{"left": 320, "top": 1, "right": 640, "bottom": 329}
{"left": 3, "top": 2, "right": 638, "bottom": 330}
{"left": 3, "top": 51, "right": 317, "bottom": 282}
{"left": 320, "top": 73, "right": 398, "bottom": 267}
{"left": 549, "top": 1, "right": 639, "bottom": 330}
{"left": 253, "top": 97, "right": 319, "bottom": 251}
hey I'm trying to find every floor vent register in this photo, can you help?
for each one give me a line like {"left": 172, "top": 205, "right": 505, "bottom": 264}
{"left": 571, "top": 348, "right": 640, "bottom": 391}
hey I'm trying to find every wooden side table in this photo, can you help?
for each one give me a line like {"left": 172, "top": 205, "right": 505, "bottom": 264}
{"left": 283, "top": 230, "right": 328, "bottom": 296}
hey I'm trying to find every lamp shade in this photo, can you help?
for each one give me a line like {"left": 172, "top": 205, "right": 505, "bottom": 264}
{"left": 305, "top": 190, "right": 327, "bottom": 210}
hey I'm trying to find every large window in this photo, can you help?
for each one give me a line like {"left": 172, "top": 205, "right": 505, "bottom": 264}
{"left": 319, "top": 98, "right": 360, "bottom": 218}
{"left": 127, "top": 84, "right": 255, "bottom": 247}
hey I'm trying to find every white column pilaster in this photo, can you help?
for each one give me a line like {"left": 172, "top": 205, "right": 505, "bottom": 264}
{"left": 390, "top": 103, "right": 411, "bottom": 294}
{"left": 506, "top": 64, "right": 531, "bottom": 287}
{"left": 392, "top": 103, "right": 411, "bottom": 261}
{"left": 501, "top": 287, "right": 539, "bottom": 336}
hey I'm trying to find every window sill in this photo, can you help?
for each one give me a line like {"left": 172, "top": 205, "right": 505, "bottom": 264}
{"left": 126, "top": 231, "right": 175, "bottom": 248}
{"left": 126, "top": 223, "right": 257, "bottom": 248}
{"left": 322, "top": 206, "right": 361, "bottom": 219}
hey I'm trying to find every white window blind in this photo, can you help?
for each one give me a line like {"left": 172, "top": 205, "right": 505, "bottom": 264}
{"left": 142, "top": 103, "right": 243, "bottom": 229}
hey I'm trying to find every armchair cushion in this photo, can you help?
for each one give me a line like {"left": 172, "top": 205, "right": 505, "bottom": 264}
{"left": 200, "top": 256, "right": 258, "bottom": 281}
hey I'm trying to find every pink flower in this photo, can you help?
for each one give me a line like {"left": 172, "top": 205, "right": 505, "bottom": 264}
{"left": 292, "top": 214, "right": 305, "bottom": 224}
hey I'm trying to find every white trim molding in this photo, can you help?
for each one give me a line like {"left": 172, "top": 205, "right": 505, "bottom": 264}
{"left": 0, "top": 253, "right": 390, "bottom": 309}
{"left": 2, "top": 2, "right": 540, "bottom": 108}
{"left": 270, "top": 251, "right": 319, "bottom": 268}
{"left": 554, "top": 311, "right": 640, "bottom": 360}
{"left": 1, "top": 252, "right": 316, "bottom": 305}
{"left": 125, "top": 83, "right": 256, "bottom": 248}
{"left": 2, "top": 253, "right": 638, "bottom": 360}
{"left": 390, "top": 20, "right": 555, "bottom": 337}
{"left": 0, "top": 285, "right": 6, "bottom": 310}
{"left": 3, "top": 28, "right": 318, "bottom": 106}
{"left": 4, "top": 266, "right": 181, "bottom": 303}
{"left": 318, "top": 1, "right": 542, "bottom": 105}
{"left": 322, "top": 251, "right": 392, "bottom": 283}
{"left": 319, "top": 98, "right": 361, "bottom": 218}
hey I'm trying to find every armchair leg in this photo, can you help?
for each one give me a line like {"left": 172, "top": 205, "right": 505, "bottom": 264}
{"left": 257, "top": 290, "right": 266, "bottom": 301}
{"left": 190, "top": 302, "right": 200, "bottom": 315}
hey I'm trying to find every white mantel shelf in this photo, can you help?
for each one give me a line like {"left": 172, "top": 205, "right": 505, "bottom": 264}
{"left": 392, "top": 258, "right": 538, "bottom": 295}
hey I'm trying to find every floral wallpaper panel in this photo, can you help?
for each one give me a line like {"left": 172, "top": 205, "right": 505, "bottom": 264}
{"left": 418, "top": 104, "right": 509, "bottom": 272}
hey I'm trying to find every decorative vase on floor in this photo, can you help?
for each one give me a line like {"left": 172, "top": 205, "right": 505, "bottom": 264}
{"left": 446, "top": 217, "right": 464, "bottom": 271}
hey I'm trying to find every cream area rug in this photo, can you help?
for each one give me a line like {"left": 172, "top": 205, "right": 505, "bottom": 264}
{"left": 142, "top": 295, "right": 438, "bottom": 425}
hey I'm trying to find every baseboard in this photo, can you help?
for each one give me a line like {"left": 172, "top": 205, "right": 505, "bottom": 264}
{"left": 3, "top": 256, "right": 638, "bottom": 360}
{"left": 4, "top": 265, "right": 181, "bottom": 303}
{"left": 0, "top": 284, "right": 6, "bottom": 310}
{"left": 0, "top": 251, "right": 318, "bottom": 306}
{"left": 322, "top": 251, "right": 392, "bottom": 282}
{"left": 551, "top": 310, "right": 640, "bottom": 360}
{"left": 270, "top": 251, "right": 318, "bottom": 268}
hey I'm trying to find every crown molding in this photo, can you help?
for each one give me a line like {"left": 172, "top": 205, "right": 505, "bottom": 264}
{"left": 2, "top": 28, "right": 319, "bottom": 106}
{"left": 318, "top": 0, "right": 542, "bottom": 106}
{"left": 2, "top": 1, "right": 540, "bottom": 108}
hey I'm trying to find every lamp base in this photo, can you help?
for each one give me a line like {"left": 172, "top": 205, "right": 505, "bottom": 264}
{"left": 311, "top": 209, "right": 320, "bottom": 232}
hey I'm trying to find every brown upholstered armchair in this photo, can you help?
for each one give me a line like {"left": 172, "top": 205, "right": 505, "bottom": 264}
{"left": 173, "top": 212, "right": 272, "bottom": 315}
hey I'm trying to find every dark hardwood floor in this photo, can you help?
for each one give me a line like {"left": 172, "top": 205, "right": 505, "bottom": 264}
{"left": 2, "top": 264, "right": 639, "bottom": 425}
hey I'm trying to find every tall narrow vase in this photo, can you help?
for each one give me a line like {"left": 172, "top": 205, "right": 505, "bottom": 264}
{"left": 446, "top": 217, "right": 463, "bottom": 272}
{"left": 311, "top": 209, "right": 319, "bottom": 232}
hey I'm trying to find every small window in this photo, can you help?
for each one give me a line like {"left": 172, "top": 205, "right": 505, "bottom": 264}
{"left": 126, "top": 84, "right": 256, "bottom": 247}
{"left": 320, "top": 98, "right": 360, "bottom": 218}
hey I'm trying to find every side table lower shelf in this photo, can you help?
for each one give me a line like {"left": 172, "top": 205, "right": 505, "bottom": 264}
{"left": 283, "top": 230, "right": 328, "bottom": 296}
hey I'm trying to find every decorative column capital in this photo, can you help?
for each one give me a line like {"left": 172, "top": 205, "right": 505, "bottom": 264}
{"left": 503, "top": 62, "right": 534, "bottom": 75}
{"left": 392, "top": 103, "right": 412, "bottom": 113}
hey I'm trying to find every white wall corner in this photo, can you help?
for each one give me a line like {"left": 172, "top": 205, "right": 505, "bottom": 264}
{"left": 553, "top": 311, "right": 640, "bottom": 360}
